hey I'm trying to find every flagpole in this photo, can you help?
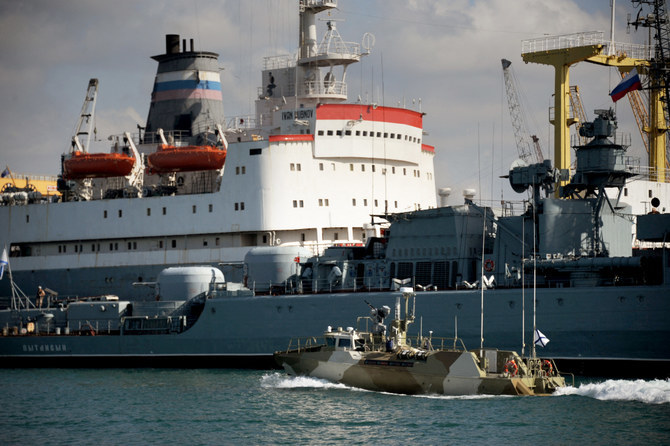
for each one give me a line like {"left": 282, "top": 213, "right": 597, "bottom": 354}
{"left": 532, "top": 183, "right": 537, "bottom": 360}
{"left": 609, "top": 0, "right": 616, "bottom": 57}
{"left": 1, "top": 245, "right": 30, "bottom": 310}
{"left": 2, "top": 245, "right": 18, "bottom": 310}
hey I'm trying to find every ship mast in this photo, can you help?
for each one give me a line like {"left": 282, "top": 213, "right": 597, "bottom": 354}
{"left": 297, "top": 0, "right": 371, "bottom": 103}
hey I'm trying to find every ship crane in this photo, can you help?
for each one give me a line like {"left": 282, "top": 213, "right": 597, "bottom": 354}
{"left": 60, "top": 79, "right": 141, "bottom": 201}
{"left": 71, "top": 78, "right": 99, "bottom": 153}
{"left": 501, "top": 59, "right": 544, "bottom": 164}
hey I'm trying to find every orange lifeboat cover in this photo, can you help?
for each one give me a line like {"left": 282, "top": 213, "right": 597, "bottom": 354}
{"left": 147, "top": 145, "right": 227, "bottom": 174}
{"left": 63, "top": 151, "right": 135, "bottom": 179}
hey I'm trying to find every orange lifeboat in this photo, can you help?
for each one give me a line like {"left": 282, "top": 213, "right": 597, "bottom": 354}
{"left": 147, "top": 145, "right": 227, "bottom": 174}
{"left": 63, "top": 151, "right": 135, "bottom": 179}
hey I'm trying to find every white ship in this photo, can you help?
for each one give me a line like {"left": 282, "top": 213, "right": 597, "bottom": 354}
{"left": 0, "top": 0, "right": 436, "bottom": 300}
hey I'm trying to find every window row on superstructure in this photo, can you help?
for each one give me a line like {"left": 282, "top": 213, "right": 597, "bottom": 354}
{"left": 316, "top": 129, "right": 421, "bottom": 145}
{"left": 314, "top": 161, "right": 431, "bottom": 180}
{"left": 28, "top": 235, "right": 227, "bottom": 257}
{"left": 10, "top": 227, "right": 370, "bottom": 259}
{"left": 290, "top": 198, "right": 424, "bottom": 211}
{"left": 102, "top": 204, "right": 214, "bottom": 219}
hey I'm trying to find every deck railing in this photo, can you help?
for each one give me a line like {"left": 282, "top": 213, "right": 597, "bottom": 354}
{"left": 522, "top": 31, "right": 651, "bottom": 60}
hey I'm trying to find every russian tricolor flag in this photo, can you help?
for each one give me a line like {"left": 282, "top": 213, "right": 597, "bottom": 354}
{"left": 610, "top": 68, "right": 642, "bottom": 102}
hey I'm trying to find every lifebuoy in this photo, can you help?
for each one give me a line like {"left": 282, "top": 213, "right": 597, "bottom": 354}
{"left": 542, "top": 359, "right": 554, "bottom": 376}
{"left": 484, "top": 259, "right": 495, "bottom": 272}
{"left": 504, "top": 359, "right": 518, "bottom": 376}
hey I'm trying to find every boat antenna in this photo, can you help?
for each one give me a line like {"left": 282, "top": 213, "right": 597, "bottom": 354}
{"left": 480, "top": 206, "right": 486, "bottom": 351}
{"left": 531, "top": 179, "right": 537, "bottom": 359}
{"left": 478, "top": 124, "right": 485, "bottom": 351}
{"left": 521, "top": 208, "right": 526, "bottom": 356}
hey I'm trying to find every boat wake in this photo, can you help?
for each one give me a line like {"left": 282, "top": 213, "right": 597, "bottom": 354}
{"left": 554, "top": 379, "right": 670, "bottom": 404}
{"left": 260, "top": 372, "right": 350, "bottom": 390}
{"left": 261, "top": 373, "right": 507, "bottom": 399}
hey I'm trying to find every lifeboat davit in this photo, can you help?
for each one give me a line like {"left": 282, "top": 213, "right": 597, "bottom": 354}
{"left": 63, "top": 151, "right": 136, "bottom": 179}
{"left": 146, "top": 145, "right": 227, "bottom": 174}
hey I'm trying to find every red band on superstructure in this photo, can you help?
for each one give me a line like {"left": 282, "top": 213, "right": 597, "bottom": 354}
{"left": 268, "top": 134, "right": 315, "bottom": 142}
{"left": 421, "top": 144, "right": 435, "bottom": 153}
{"left": 316, "top": 104, "right": 423, "bottom": 128}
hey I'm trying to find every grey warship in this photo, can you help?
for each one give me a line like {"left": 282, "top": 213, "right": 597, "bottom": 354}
{"left": 0, "top": 109, "right": 668, "bottom": 377}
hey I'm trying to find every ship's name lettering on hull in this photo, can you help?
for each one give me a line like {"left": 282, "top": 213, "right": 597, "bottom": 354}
{"left": 281, "top": 109, "right": 314, "bottom": 121}
{"left": 22, "top": 344, "right": 68, "bottom": 353}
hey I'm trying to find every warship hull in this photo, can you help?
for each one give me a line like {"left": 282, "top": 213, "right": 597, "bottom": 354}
{"left": 2, "top": 286, "right": 668, "bottom": 377}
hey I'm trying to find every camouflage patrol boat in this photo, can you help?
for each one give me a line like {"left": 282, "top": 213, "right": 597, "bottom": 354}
{"left": 274, "top": 288, "right": 567, "bottom": 396}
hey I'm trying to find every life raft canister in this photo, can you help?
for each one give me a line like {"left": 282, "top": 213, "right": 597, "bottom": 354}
{"left": 504, "top": 359, "right": 518, "bottom": 376}
{"left": 484, "top": 259, "right": 495, "bottom": 272}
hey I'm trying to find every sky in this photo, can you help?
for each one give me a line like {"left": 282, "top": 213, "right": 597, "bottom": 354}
{"left": 0, "top": 0, "right": 652, "bottom": 206}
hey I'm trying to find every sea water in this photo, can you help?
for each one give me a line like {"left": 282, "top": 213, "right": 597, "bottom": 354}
{"left": 0, "top": 369, "right": 668, "bottom": 445}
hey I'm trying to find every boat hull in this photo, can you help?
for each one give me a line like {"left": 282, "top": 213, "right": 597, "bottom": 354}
{"left": 274, "top": 348, "right": 564, "bottom": 395}
{"left": 1, "top": 286, "right": 669, "bottom": 377}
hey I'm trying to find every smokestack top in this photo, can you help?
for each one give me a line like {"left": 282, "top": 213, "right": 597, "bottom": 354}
{"left": 166, "top": 34, "right": 180, "bottom": 54}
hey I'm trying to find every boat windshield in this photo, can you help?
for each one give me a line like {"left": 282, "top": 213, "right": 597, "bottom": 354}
{"left": 338, "top": 338, "right": 351, "bottom": 348}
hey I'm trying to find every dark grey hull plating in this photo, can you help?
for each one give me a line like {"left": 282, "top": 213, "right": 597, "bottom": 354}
{"left": 2, "top": 285, "right": 669, "bottom": 377}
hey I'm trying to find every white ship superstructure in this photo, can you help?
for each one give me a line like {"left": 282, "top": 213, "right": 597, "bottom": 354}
{"left": 0, "top": 0, "right": 436, "bottom": 299}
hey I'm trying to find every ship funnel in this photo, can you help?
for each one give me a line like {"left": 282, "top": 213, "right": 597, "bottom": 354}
{"left": 166, "top": 34, "right": 180, "bottom": 54}
{"left": 146, "top": 35, "right": 225, "bottom": 143}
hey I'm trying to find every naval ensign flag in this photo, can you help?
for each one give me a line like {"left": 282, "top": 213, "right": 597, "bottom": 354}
{"left": 0, "top": 246, "right": 8, "bottom": 280}
{"left": 609, "top": 68, "right": 642, "bottom": 102}
{"left": 534, "top": 329, "right": 550, "bottom": 347}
